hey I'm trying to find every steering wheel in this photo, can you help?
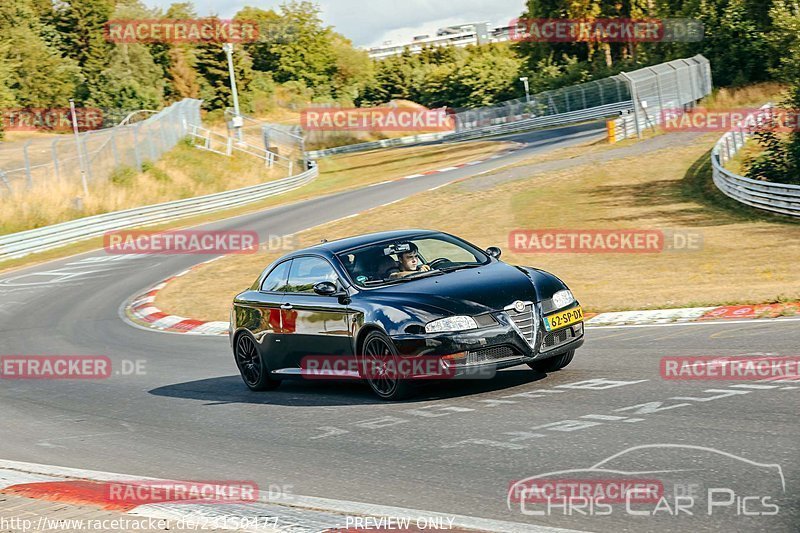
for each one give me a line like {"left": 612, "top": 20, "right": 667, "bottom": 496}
{"left": 428, "top": 258, "right": 450, "bottom": 269}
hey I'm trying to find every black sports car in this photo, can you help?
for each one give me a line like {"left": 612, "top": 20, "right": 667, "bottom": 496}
{"left": 230, "top": 229, "right": 584, "bottom": 400}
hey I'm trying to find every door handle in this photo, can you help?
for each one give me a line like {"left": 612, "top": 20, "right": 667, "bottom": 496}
{"left": 280, "top": 303, "right": 293, "bottom": 310}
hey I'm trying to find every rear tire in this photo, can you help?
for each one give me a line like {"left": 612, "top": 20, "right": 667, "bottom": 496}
{"left": 361, "top": 330, "right": 413, "bottom": 401}
{"left": 234, "top": 332, "right": 281, "bottom": 391}
{"left": 527, "top": 349, "right": 575, "bottom": 373}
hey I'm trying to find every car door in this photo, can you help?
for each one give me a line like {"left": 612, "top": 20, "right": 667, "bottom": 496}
{"left": 235, "top": 259, "right": 291, "bottom": 370}
{"left": 280, "top": 255, "right": 353, "bottom": 371}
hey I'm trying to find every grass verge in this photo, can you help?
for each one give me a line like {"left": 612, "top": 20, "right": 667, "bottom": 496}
{"left": 0, "top": 140, "right": 513, "bottom": 274}
{"left": 156, "top": 130, "right": 800, "bottom": 322}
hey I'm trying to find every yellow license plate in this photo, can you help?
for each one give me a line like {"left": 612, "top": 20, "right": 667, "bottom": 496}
{"left": 544, "top": 306, "right": 583, "bottom": 331}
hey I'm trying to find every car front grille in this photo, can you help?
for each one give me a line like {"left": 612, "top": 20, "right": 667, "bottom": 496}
{"left": 542, "top": 322, "right": 583, "bottom": 351}
{"left": 505, "top": 302, "right": 537, "bottom": 348}
{"left": 465, "top": 346, "right": 518, "bottom": 365}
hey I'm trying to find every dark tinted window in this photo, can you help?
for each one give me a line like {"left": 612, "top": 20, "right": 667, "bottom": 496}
{"left": 260, "top": 260, "right": 291, "bottom": 292}
{"left": 285, "top": 257, "right": 338, "bottom": 293}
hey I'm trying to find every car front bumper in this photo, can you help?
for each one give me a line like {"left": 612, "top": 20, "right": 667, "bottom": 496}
{"left": 390, "top": 318, "right": 584, "bottom": 378}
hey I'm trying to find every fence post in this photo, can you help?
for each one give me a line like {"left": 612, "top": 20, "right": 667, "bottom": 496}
{"left": 110, "top": 129, "right": 120, "bottom": 167}
{"left": 80, "top": 134, "right": 93, "bottom": 182}
{"left": 652, "top": 68, "right": 665, "bottom": 122}
{"left": 51, "top": 138, "right": 60, "bottom": 181}
{"left": 132, "top": 123, "right": 143, "bottom": 170}
{"left": 618, "top": 72, "right": 642, "bottom": 138}
{"left": 669, "top": 64, "right": 684, "bottom": 109}
{"left": 23, "top": 140, "right": 33, "bottom": 188}
{"left": 724, "top": 136, "right": 732, "bottom": 162}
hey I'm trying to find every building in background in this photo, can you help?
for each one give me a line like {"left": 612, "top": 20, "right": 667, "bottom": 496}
{"left": 367, "top": 22, "right": 517, "bottom": 60}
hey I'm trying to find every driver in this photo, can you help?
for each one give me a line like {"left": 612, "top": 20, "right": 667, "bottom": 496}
{"left": 389, "top": 242, "right": 431, "bottom": 278}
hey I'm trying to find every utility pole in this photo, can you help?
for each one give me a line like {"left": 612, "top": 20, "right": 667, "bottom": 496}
{"left": 520, "top": 77, "right": 530, "bottom": 104}
{"left": 223, "top": 43, "right": 243, "bottom": 142}
{"left": 70, "top": 99, "right": 89, "bottom": 196}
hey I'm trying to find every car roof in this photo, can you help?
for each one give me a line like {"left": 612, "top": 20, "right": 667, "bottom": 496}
{"left": 293, "top": 229, "right": 441, "bottom": 257}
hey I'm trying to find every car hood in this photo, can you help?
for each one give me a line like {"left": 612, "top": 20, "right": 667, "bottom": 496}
{"left": 365, "top": 261, "right": 538, "bottom": 315}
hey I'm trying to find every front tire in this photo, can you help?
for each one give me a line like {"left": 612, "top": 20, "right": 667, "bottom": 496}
{"left": 361, "top": 330, "right": 413, "bottom": 401}
{"left": 527, "top": 349, "right": 574, "bottom": 373}
{"left": 234, "top": 332, "right": 281, "bottom": 391}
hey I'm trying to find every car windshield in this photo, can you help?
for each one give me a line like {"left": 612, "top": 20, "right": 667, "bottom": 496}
{"left": 337, "top": 234, "right": 489, "bottom": 287}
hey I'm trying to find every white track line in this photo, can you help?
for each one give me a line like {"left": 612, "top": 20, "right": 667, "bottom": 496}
{"left": 0, "top": 460, "right": 587, "bottom": 533}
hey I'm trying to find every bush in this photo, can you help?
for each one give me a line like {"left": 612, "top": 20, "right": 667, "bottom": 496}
{"left": 109, "top": 166, "right": 137, "bottom": 187}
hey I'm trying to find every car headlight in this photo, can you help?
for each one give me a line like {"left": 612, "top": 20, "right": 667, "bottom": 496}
{"left": 551, "top": 289, "right": 575, "bottom": 310}
{"left": 425, "top": 315, "right": 478, "bottom": 333}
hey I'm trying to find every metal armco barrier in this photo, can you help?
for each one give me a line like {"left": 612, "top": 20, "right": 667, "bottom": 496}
{"left": 0, "top": 165, "right": 318, "bottom": 261}
{"left": 305, "top": 55, "right": 711, "bottom": 159}
{"left": 305, "top": 102, "right": 631, "bottom": 160}
{"left": 445, "top": 101, "right": 633, "bottom": 142}
{"left": 305, "top": 132, "right": 448, "bottom": 160}
{"left": 712, "top": 104, "right": 800, "bottom": 218}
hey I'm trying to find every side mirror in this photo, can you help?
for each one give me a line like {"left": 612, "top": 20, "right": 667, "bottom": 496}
{"left": 486, "top": 246, "right": 502, "bottom": 259}
{"left": 313, "top": 281, "right": 338, "bottom": 296}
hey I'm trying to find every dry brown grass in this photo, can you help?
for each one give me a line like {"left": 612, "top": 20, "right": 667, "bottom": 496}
{"left": 702, "top": 82, "right": 788, "bottom": 109}
{"left": 157, "top": 132, "right": 800, "bottom": 322}
{"left": 0, "top": 139, "right": 511, "bottom": 273}
{"left": 0, "top": 141, "right": 286, "bottom": 235}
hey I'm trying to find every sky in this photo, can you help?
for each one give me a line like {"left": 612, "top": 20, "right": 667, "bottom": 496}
{"left": 140, "top": 0, "right": 524, "bottom": 48}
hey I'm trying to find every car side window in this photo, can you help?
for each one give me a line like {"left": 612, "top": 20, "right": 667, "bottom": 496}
{"left": 260, "top": 260, "right": 291, "bottom": 292}
{"left": 285, "top": 257, "right": 338, "bottom": 294}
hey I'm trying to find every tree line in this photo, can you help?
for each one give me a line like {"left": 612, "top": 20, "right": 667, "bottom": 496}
{"left": 0, "top": 0, "right": 797, "bottom": 122}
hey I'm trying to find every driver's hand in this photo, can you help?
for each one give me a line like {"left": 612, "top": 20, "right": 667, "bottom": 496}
{"left": 419, "top": 264, "right": 431, "bottom": 272}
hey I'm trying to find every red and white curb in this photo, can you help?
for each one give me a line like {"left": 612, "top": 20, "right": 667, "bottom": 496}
{"left": 0, "top": 459, "right": 582, "bottom": 533}
{"left": 126, "top": 256, "right": 230, "bottom": 336}
{"left": 586, "top": 302, "right": 800, "bottom": 327}
{"left": 127, "top": 268, "right": 800, "bottom": 338}
{"left": 124, "top": 147, "right": 530, "bottom": 336}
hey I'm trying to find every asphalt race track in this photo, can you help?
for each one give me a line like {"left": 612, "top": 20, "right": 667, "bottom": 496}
{"left": 0, "top": 122, "right": 797, "bottom": 532}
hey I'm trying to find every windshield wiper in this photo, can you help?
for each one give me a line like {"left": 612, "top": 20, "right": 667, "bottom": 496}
{"left": 437, "top": 264, "right": 482, "bottom": 273}
{"left": 360, "top": 270, "right": 444, "bottom": 286}
{"left": 394, "top": 270, "right": 445, "bottom": 281}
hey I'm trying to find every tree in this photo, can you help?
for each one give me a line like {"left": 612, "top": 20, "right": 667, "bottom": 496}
{"left": 52, "top": 0, "right": 115, "bottom": 103}
{"left": 93, "top": 44, "right": 165, "bottom": 110}
{"left": 158, "top": 2, "right": 201, "bottom": 101}
{"left": 0, "top": 0, "right": 81, "bottom": 108}
{"left": 0, "top": 42, "right": 18, "bottom": 140}
{"left": 693, "top": 0, "right": 773, "bottom": 86}
{"left": 261, "top": 1, "right": 337, "bottom": 97}
{"left": 195, "top": 40, "right": 254, "bottom": 111}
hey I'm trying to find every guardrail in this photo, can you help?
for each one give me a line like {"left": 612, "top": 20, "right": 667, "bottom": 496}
{"left": 711, "top": 104, "right": 800, "bottom": 217}
{"left": 305, "top": 102, "right": 631, "bottom": 160}
{"left": 445, "top": 101, "right": 633, "bottom": 142}
{"left": 305, "top": 132, "right": 449, "bottom": 160}
{"left": 305, "top": 55, "right": 710, "bottom": 159}
{"left": 0, "top": 164, "right": 318, "bottom": 261}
